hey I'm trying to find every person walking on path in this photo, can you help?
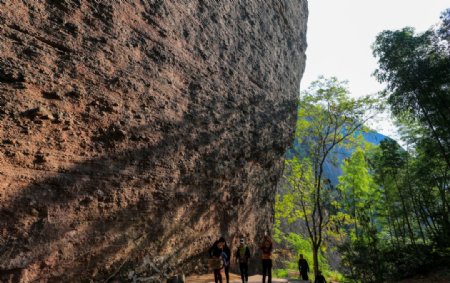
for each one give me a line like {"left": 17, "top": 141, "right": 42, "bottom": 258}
{"left": 259, "top": 233, "right": 273, "bottom": 283}
{"left": 314, "top": 270, "right": 327, "bottom": 283}
{"left": 298, "top": 254, "right": 309, "bottom": 281}
{"left": 209, "top": 237, "right": 226, "bottom": 283}
{"left": 223, "top": 239, "right": 231, "bottom": 283}
{"left": 235, "top": 237, "right": 251, "bottom": 283}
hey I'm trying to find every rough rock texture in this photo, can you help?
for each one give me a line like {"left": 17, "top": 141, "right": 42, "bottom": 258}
{"left": 0, "top": 0, "right": 307, "bottom": 282}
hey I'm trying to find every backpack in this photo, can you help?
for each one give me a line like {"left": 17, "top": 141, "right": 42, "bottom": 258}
{"left": 208, "top": 258, "right": 223, "bottom": 270}
{"left": 238, "top": 246, "right": 249, "bottom": 263}
{"left": 221, "top": 251, "right": 229, "bottom": 266}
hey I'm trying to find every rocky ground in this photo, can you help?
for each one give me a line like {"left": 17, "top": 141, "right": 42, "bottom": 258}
{"left": 187, "top": 268, "right": 450, "bottom": 283}
{"left": 0, "top": 0, "right": 307, "bottom": 282}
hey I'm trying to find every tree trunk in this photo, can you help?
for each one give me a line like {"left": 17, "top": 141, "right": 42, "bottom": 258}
{"left": 394, "top": 177, "right": 415, "bottom": 245}
{"left": 400, "top": 196, "right": 416, "bottom": 245}
{"left": 392, "top": 217, "right": 401, "bottom": 247}
{"left": 418, "top": 103, "right": 450, "bottom": 168}
{"left": 312, "top": 243, "right": 319, "bottom": 278}
{"left": 437, "top": 180, "right": 450, "bottom": 244}
{"left": 386, "top": 211, "right": 397, "bottom": 248}
{"left": 411, "top": 194, "right": 427, "bottom": 244}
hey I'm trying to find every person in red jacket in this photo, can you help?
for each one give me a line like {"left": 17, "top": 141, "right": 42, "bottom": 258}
{"left": 259, "top": 233, "right": 273, "bottom": 283}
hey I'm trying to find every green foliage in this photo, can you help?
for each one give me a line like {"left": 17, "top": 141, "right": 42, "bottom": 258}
{"left": 276, "top": 76, "right": 379, "bottom": 279}
{"left": 277, "top": 57, "right": 450, "bottom": 281}
{"left": 337, "top": 132, "right": 450, "bottom": 282}
{"left": 325, "top": 270, "right": 346, "bottom": 283}
{"left": 286, "top": 233, "right": 315, "bottom": 265}
{"left": 272, "top": 226, "right": 338, "bottom": 280}
{"left": 373, "top": 22, "right": 450, "bottom": 167}
{"left": 329, "top": 12, "right": 450, "bottom": 281}
{"left": 273, "top": 268, "right": 289, "bottom": 279}
{"left": 340, "top": 243, "right": 450, "bottom": 282}
{"left": 338, "top": 148, "right": 380, "bottom": 243}
{"left": 438, "top": 8, "right": 450, "bottom": 41}
{"left": 298, "top": 77, "right": 380, "bottom": 157}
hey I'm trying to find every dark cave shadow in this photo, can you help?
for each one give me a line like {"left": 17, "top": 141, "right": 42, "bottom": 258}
{"left": 0, "top": 114, "right": 234, "bottom": 282}
{"left": 0, "top": 75, "right": 280, "bottom": 282}
{"left": 0, "top": 63, "right": 292, "bottom": 283}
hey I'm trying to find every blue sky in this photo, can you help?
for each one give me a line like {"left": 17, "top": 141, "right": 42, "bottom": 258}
{"left": 302, "top": 0, "right": 450, "bottom": 140}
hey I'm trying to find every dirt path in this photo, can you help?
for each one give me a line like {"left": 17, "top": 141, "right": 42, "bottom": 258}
{"left": 186, "top": 273, "right": 305, "bottom": 283}
{"left": 187, "top": 268, "right": 450, "bottom": 283}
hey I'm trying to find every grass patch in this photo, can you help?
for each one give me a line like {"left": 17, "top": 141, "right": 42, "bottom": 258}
{"left": 273, "top": 268, "right": 289, "bottom": 278}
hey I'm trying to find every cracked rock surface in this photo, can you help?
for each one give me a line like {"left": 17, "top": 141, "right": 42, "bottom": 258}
{"left": 0, "top": 0, "right": 307, "bottom": 281}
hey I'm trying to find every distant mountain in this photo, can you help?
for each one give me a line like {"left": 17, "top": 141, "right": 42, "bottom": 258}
{"left": 286, "top": 130, "right": 389, "bottom": 186}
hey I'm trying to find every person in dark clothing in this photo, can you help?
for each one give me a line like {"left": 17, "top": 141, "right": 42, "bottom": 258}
{"left": 209, "top": 237, "right": 226, "bottom": 283}
{"left": 314, "top": 270, "right": 327, "bottom": 283}
{"left": 223, "top": 239, "right": 231, "bottom": 283}
{"left": 298, "top": 254, "right": 309, "bottom": 281}
{"left": 260, "top": 234, "right": 273, "bottom": 283}
{"left": 235, "top": 237, "right": 251, "bottom": 283}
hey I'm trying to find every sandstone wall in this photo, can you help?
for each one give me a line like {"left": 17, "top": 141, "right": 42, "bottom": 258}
{"left": 0, "top": 0, "right": 307, "bottom": 281}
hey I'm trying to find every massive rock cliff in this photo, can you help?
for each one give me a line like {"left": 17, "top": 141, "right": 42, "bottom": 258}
{"left": 0, "top": 0, "right": 307, "bottom": 281}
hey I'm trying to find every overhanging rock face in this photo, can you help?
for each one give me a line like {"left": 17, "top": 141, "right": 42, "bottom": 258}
{"left": 0, "top": 1, "right": 307, "bottom": 281}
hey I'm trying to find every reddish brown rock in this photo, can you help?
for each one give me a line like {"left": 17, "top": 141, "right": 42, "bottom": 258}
{"left": 0, "top": 0, "right": 307, "bottom": 281}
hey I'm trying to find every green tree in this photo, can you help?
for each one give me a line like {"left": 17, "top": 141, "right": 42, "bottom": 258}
{"left": 438, "top": 8, "right": 450, "bottom": 42}
{"left": 339, "top": 148, "right": 379, "bottom": 242}
{"left": 410, "top": 137, "right": 450, "bottom": 245}
{"left": 281, "top": 77, "right": 379, "bottom": 277}
{"left": 338, "top": 147, "right": 383, "bottom": 282}
{"left": 373, "top": 139, "right": 417, "bottom": 246}
{"left": 373, "top": 23, "right": 450, "bottom": 167}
